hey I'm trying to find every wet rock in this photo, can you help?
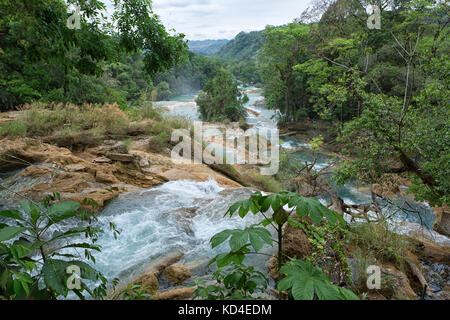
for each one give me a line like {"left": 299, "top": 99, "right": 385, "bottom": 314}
{"left": 141, "top": 251, "right": 185, "bottom": 277}
{"left": 163, "top": 263, "right": 191, "bottom": 284}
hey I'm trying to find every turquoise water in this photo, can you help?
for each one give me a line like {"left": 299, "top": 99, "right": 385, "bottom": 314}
{"left": 157, "top": 88, "right": 436, "bottom": 228}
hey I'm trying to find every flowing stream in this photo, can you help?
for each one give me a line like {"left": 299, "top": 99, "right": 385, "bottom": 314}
{"left": 89, "top": 87, "right": 442, "bottom": 286}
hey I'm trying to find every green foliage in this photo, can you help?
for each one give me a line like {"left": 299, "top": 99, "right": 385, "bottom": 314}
{"left": 0, "top": 0, "right": 187, "bottom": 110}
{"left": 346, "top": 221, "right": 413, "bottom": 271}
{"left": 153, "top": 51, "right": 223, "bottom": 99}
{"left": 196, "top": 69, "right": 248, "bottom": 122}
{"left": 215, "top": 31, "right": 265, "bottom": 62}
{"left": 278, "top": 259, "right": 359, "bottom": 300}
{"left": 0, "top": 193, "right": 119, "bottom": 300}
{"left": 204, "top": 191, "right": 355, "bottom": 300}
{"left": 118, "top": 283, "right": 152, "bottom": 300}
{"left": 194, "top": 263, "right": 268, "bottom": 300}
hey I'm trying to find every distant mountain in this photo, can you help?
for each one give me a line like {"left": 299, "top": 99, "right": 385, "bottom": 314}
{"left": 214, "top": 30, "right": 265, "bottom": 62}
{"left": 188, "top": 39, "right": 230, "bottom": 56}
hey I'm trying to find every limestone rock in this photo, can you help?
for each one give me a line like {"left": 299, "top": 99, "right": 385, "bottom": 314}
{"left": 131, "top": 273, "right": 159, "bottom": 295}
{"left": 109, "top": 142, "right": 128, "bottom": 154}
{"left": 154, "top": 287, "right": 196, "bottom": 300}
{"left": 93, "top": 156, "right": 112, "bottom": 164}
{"left": 433, "top": 204, "right": 450, "bottom": 237}
{"left": 379, "top": 264, "right": 418, "bottom": 300}
{"left": 267, "top": 222, "right": 312, "bottom": 281}
{"left": 106, "top": 152, "right": 135, "bottom": 163}
{"left": 163, "top": 263, "right": 191, "bottom": 284}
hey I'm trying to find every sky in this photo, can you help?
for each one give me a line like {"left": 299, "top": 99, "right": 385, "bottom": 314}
{"left": 105, "top": 0, "right": 311, "bottom": 41}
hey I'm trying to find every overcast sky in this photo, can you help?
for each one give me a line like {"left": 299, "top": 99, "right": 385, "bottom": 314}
{"left": 106, "top": 0, "right": 311, "bottom": 40}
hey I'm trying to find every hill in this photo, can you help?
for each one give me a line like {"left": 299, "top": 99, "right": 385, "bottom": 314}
{"left": 188, "top": 39, "right": 229, "bottom": 56}
{"left": 214, "top": 30, "right": 265, "bottom": 61}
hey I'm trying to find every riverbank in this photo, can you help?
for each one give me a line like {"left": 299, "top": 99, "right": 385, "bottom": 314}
{"left": 0, "top": 97, "right": 448, "bottom": 300}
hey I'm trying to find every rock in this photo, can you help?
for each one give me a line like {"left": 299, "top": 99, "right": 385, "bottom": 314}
{"left": 282, "top": 222, "right": 313, "bottom": 260}
{"left": 379, "top": 264, "right": 418, "bottom": 300}
{"left": 267, "top": 222, "right": 312, "bottom": 280}
{"left": 139, "top": 157, "right": 150, "bottom": 168}
{"left": 109, "top": 142, "right": 128, "bottom": 154}
{"left": 67, "top": 187, "right": 119, "bottom": 209}
{"left": 65, "top": 163, "right": 86, "bottom": 172}
{"left": 140, "top": 251, "right": 185, "bottom": 277}
{"left": 95, "top": 170, "right": 119, "bottom": 184}
{"left": 163, "top": 263, "right": 191, "bottom": 284}
{"left": 413, "top": 238, "right": 450, "bottom": 265}
{"left": 19, "top": 165, "right": 55, "bottom": 178}
{"left": 131, "top": 273, "right": 159, "bottom": 294}
{"left": 433, "top": 204, "right": 450, "bottom": 237}
{"left": 93, "top": 156, "right": 112, "bottom": 164}
{"left": 154, "top": 287, "right": 196, "bottom": 300}
{"left": 131, "top": 138, "right": 151, "bottom": 152}
{"left": 106, "top": 152, "right": 135, "bottom": 163}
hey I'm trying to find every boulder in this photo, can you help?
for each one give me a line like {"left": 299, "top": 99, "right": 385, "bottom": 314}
{"left": 163, "top": 263, "right": 191, "bottom": 284}
{"left": 267, "top": 222, "right": 312, "bottom": 280}
{"left": 131, "top": 273, "right": 159, "bottom": 294}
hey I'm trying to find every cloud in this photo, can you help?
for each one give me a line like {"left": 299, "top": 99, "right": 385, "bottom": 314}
{"left": 104, "top": 0, "right": 310, "bottom": 40}
{"left": 153, "top": 0, "right": 310, "bottom": 40}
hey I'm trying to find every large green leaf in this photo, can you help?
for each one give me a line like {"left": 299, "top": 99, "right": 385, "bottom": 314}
{"left": 42, "top": 259, "right": 70, "bottom": 296}
{"left": 19, "top": 201, "right": 41, "bottom": 224}
{"left": 46, "top": 201, "right": 80, "bottom": 225}
{"left": 229, "top": 230, "right": 249, "bottom": 251}
{"left": 0, "top": 210, "right": 24, "bottom": 221}
{"left": 0, "top": 226, "right": 27, "bottom": 242}
{"left": 278, "top": 259, "right": 358, "bottom": 300}
{"left": 210, "top": 230, "right": 233, "bottom": 248}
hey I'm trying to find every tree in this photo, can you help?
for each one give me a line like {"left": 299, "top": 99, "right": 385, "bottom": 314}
{"left": 196, "top": 68, "right": 248, "bottom": 122}
{"left": 259, "top": 23, "right": 311, "bottom": 122}
{"left": 198, "top": 191, "right": 358, "bottom": 300}
{"left": 0, "top": 193, "right": 119, "bottom": 300}
{"left": 0, "top": 0, "right": 187, "bottom": 110}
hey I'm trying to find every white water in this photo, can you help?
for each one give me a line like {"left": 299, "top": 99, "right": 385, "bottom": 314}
{"left": 91, "top": 180, "right": 269, "bottom": 281}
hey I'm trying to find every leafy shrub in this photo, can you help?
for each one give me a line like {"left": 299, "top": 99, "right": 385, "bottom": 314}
{"left": 278, "top": 259, "right": 358, "bottom": 300}
{"left": 0, "top": 193, "right": 119, "bottom": 300}
{"left": 194, "top": 263, "right": 268, "bottom": 300}
{"left": 346, "top": 221, "right": 412, "bottom": 271}
{"left": 206, "top": 191, "right": 357, "bottom": 300}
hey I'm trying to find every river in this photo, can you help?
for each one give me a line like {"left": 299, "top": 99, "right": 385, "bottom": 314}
{"left": 85, "top": 87, "right": 446, "bottom": 296}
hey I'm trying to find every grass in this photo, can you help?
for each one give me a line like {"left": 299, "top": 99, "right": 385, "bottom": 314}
{"left": 0, "top": 102, "right": 190, "bottom": 151}
{"left": 250, "top": 173, "right": 283, "bottom": 193}
{"left": 345, "top": 220, "right": 413, "bottom": 272}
